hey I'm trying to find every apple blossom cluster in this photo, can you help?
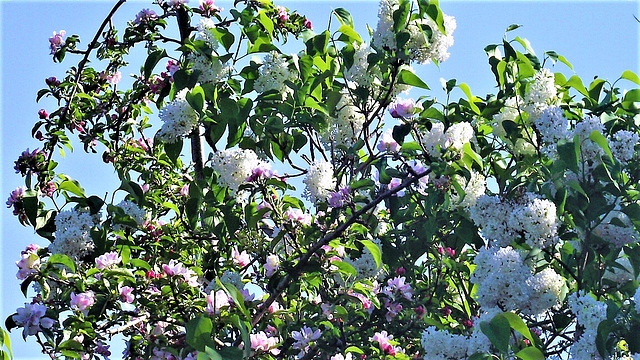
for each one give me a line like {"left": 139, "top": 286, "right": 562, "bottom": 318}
{"left": 49, "top": 30, "right": 66, "bottom": 55}
{"left": 12, "top": 302, "right": 55, "bottom": 338}
{"left": 291, "top": 326, "right": 322, "bottom": 358}
{"left": 14, "top": 148, "right": 47, "bottom": 176}
{"left": 470, "top": 192, "right": 559, "bottom": 249}
{"left": 6, "top": 186, "right": 25, "bottom": 218}
{"left": 16, "top": 244, "right": 41, "bottom": 280}
{"left": 322, "top": 93, "right": 366, "bottom": 148}
{"left": 388, "top": 98, "right": 422, "bottom": 119}
{"left": 162, "top": 259, "right": 199, "bottom": 286}
{"left": 49, "top": 208, "right": 100, "bottom": 260}
{"left": 253, "top": 52, "right": 297, "bottom": 98}
{"left": 371, "top": 331, "right": 404, "bottom": 356}
{"left": 211, "top": 148, "right": 270, "bottom": 196}
{"left": 372, "top": 0, "right": 456, "bottom": 64}
{"left": 303, "top": 160, "right": 336, "bottom": 202}
{"left": 95, "top": 251, "right": 122, "bottom": 269}
{"left": 133, "top": 8, "right": 158, "bottom": 25}
{"left": 205, "top": 289, "right": 231, "bottom": 314}
{"left": 471, "top": 246, "right": 565, "bottom": 315}
{"left": 421, "top": 121, "right": 474, "bottom": 158}
{"left": 250, "top": 331, "right": 280, "bottom": 355}
{"left": 156, "top": 89, "right": 199, "bottom": 143}
{"left": 567, "top": 292, "right": 607, "bottom": 360}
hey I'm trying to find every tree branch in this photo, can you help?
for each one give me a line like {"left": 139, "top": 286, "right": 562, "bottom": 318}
{"left": 251, "top": 168, "right": 431, "bottom": 327}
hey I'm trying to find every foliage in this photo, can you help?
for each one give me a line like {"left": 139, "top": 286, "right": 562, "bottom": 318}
{"left": 5, "top": 0, "right": 640, "bottom": 359}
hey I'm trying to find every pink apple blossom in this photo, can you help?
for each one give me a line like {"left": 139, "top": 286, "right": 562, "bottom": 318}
{"left": 120, "top": 286, "right": 135, "bottom": 303}
{"left": 232, "top": 248, "right": 251, "bottom": 267}
{"left": 264, "top": 255, "right": 280, "bottom": 277}
{"left": 377, "top": 129, "right": 400, "bottom": 153}
{"left": 95, "top": 251, "right": 122, "bottom": 269}
{"left": 70, "top": 291, "right": 95, "bottom": 311}
{"left": 205, "top": 289, "right": 230, "bottom": 314}
{"left": 49, "top": 30, "right": 66, "bottom": 54}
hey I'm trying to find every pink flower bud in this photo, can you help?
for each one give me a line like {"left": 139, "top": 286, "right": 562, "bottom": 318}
{"left": 38, "top": 109, "right": 49, "bottom": 119}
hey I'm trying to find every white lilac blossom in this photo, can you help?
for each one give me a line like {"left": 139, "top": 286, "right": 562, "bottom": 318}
{"left": 450, "top": 170, "right": 486, "bottom": 210}
{"left": 470, "top": 193, "right": 559, "bottom": 248}
{"left": 567, "top": 292, "right": 607, "bottom": 360}
{"left": 211, "top": 148, "right": 268, "bottom": 196}
{"left": 421, "top": 327, "right": 470, "bottom": 360}
{"left": 611, "top": 130, "right": 639, "bottom": 164}
{"left": 113, "top": 199, "right": 145, "bottom": 231}
{"left": 344, "top": 238, "right": 383, "bottom": 280}
{"left": 291, "top": 326, "right": 322, "bottom": 358}
{"left": 13, "top": 303, "right": 55, "bottom": 338}
{"left": 471, "top": 246, "right": 564, "bottom": 315}
{"left": 323, "top": 94, "right": 366, "bottom": 148}
{"left": 492, "top": 97, "right": 520, "bottom": 138}
{"left": 421, "top": 121, "right": 474, "bottom": 158}
{"left": 523, "top": 68, "right": 558, "bottom": 119}
{"left": 189, "top": 19, "right": 232, "bottom": 84}
{"left": 95, "top": 251, "right": 122, "bottom": 269}
{"left": 303, "top": 160, "right": 336, "bottom": 202}
{"left": 157, "top": 89, "right": 199, "bottom": 143}
{"left": 534, "top": 106, "right": 571, "bottom": 158}
{"left": 574, "top": 114, "right": 606, "bottom": 174}
{"left": 344, "top": 42, "right": 374, "bottom": 88}
{"left": 405, "top": 13, "right": 456, "bottom": 64}
{"left": 594, "top": 217, "right": 639, "bottom": 248}
{"left": 372, "top": 0, "right": 456, "bottom": 64}
{"left": 253, "top": 52, "right": 297, "bottom": 98}
{"left": 49, "top": 208, "right": 99, "bottom": 261}
{"left": 603, "top": 256, "right": 636, "bottom": 284}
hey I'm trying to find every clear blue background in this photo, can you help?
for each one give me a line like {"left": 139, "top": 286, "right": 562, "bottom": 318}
{"left": 1, "top": 0, "right": 638, "bottom": 358}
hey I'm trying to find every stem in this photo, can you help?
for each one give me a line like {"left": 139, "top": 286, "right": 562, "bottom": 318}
{"left": 251, "top": 169, "right": 431, "bottom": 327}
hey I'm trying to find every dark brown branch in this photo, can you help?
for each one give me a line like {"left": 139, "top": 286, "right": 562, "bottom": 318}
{"left": 251, "top": 168, "right": 432, "bottom": 327}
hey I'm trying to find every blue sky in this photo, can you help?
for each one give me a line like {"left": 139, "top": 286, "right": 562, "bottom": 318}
{"left": 1, "top": 0, "right": 638, "bottom": 358}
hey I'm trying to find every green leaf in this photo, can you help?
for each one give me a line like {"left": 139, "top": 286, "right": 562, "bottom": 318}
{"left": 257, "top": 11, "right": 274, "bottom": 37}
{"left": 397, "top": 69, "right": 429, "bottom": 90}
{"left": 565, "top": 75, "right": 589, "bottom": 97}
{"left": 458, "top": 83, "right": 480, "bottom": 114}
{"left": 480, "top": 314, "right": 511, "bottom": 354}
{"left": 229, "top": 315, "right": 251, "bottom": 358}
{"left": 59, "top": 177, "right": 86, "bottom": 197}
{"left": 514, "top": 36, "right": 535, "bottom": 55}
{"left": 48, "top": 254, "right": 76, "bottom": 273}
{"left": 164, "top": 139, "right": 183, "bottom": 166}
{"left": 506, "top": 24, "right": 522, "bottom": 32}
{"left": 515, "top": 347, "right": 545, "bottom": 360}
{"left": 545, "top": 51, "right": 573, "bottom": 70}
{"left": 186, "top": 316, "right": 215, "bottom": 352}
{"left": 501, "top": 312, "right": 534, "bottom": 342}
{"left": 186, "top": 86, "right": 205, "bottom": 114}
{"left": 462, "top": 143, "right": 483, "bottom": 169}
{"left": 359, "top": 240, "right": 382, "bottom": 269}
{"left": 0, "top": 327, "right": 12, "bottom": 359}
{"left": 621, "top": 70, "right": 640, "bottom": 86}
{"left": 392, "top": 0, "right": 411, "bottom": 32}
{"left": 589, "top": 130, "right": 613, "bottom": 163}
{"left": 333, "top": 8, "right": 354, "bottom": 27}
{"left": 332, "top": 260, "right": 357, "bottom": 277}
{"left": 557, "top": 139, "right": 580, "bottom": 173}
{"left": 143, "top": 49, "right": 167, "bottom": 80}
{"left": 337, "top": 25, "right": 362, "bottom": 44}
